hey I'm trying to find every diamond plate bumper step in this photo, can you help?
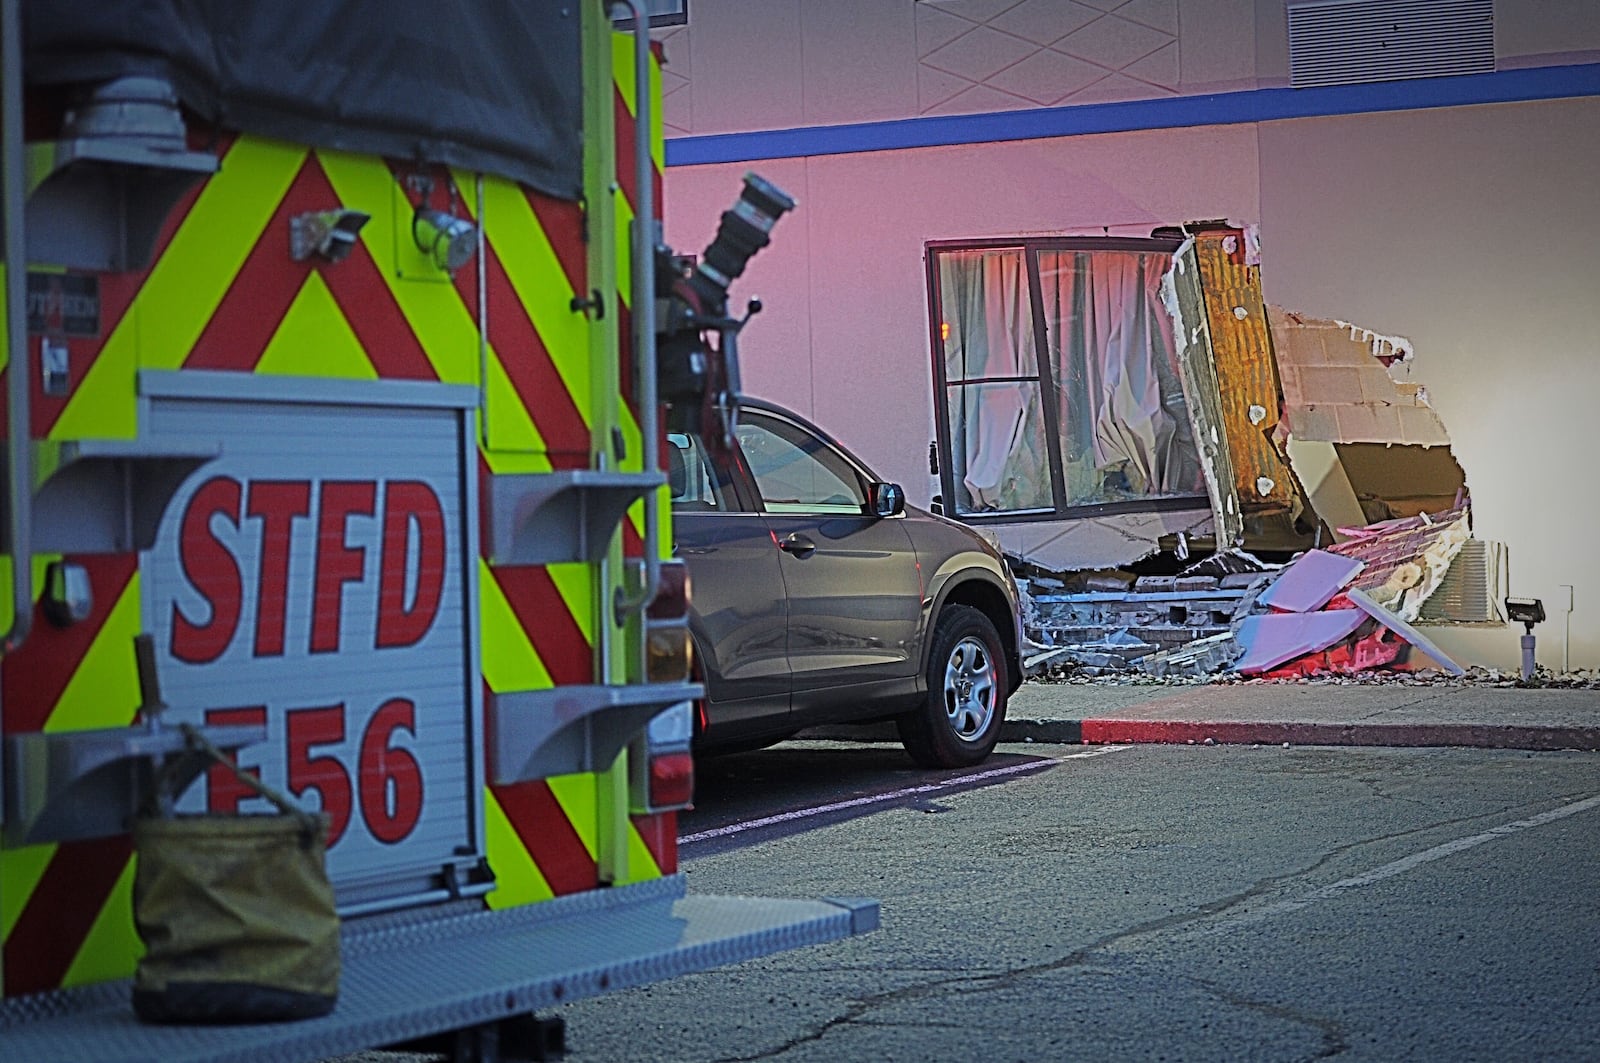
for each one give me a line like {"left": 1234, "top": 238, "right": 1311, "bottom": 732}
{"left": 0, "top": 875, "right": 878, "bottom": 1063}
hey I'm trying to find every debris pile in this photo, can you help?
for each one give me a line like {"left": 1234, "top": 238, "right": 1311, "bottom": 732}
{"left": 1021, "top": 552, "right": 1275, "bottom": 677}
{"left": 1029, "top": 664, "right": 1600, "bottom": 690}
{"left": 998, "top": 227, "right": 1500, "bottom": 683}
{"left": 1020, "top": 506, "right": 1477, "bottom": 682}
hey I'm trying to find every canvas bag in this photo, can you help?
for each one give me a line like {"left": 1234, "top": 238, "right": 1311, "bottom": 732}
{"left": 132, "top": 724, "right": 341, "bottom": 1023}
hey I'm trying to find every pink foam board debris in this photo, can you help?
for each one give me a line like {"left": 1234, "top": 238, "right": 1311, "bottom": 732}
{"left": 1257, "top": 549, "right": 1365, "bottom": 613}
{"left": 1344, "top": 587, "right": 1466, "bottom": 676}
{"left": 1233, "top": 609, "right": 1365, "bottom": 674}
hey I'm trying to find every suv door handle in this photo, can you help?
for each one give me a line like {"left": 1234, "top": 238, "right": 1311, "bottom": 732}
{"left": 777, "top": 533, "right": 816, "bottom": 558}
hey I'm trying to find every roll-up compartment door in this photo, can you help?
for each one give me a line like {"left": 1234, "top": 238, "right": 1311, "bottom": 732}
{"left": 140, "top": 373, "right": 483, "bottom": 913}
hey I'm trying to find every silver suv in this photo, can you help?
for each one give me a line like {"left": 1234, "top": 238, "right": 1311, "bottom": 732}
{"left": 670, "top": 399, "right": 1022, "bottom": 767}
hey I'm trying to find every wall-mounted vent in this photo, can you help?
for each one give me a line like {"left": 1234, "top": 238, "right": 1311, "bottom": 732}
{"left": 1287, "top": 0, "right": 1494, "bottom": 89}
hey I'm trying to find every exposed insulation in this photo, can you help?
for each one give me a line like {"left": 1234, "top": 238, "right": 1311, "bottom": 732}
{"left": 1192, "top": 231, "right": 1301, "bottom": 513}
{"left": 1328, "top": 506, "right": 1472, "bottom": 621}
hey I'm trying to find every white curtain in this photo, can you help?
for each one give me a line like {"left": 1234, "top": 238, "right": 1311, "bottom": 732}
{"left": 1041, "top": 250, "right": 1200, "bottom": 505}
{"left": 939, "top": 250, "right": 1047, "bottom": 512}
{"left": 938, "top": 245, "right": 1201, "bottom": 515}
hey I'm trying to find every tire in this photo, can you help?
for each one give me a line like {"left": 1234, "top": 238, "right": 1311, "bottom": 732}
{"left": 896, "top": 604, "right": 1008, "bottom": 768}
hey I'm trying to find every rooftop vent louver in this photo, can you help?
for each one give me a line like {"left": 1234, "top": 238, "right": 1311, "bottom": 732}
{"left": 1287, "top": 0, "right": 1494, "bottom": 89}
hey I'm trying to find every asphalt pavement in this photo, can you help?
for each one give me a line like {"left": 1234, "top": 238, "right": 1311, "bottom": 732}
{"left": 1004, "top": 674, "right": 1600, "bottom": 751}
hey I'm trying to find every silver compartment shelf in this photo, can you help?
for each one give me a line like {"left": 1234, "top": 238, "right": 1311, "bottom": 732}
{"left": 0, "top": 875, "right": 878, "bottom": 1063}
{"left": 10, "top": 438, "right": 220, "bottom": 555}
{"left": 490, "top": 683, "right": 701, "bottom": 784}
{"left": 25, "top": 102, "right": 219, "bottom": 272}
{"left": 486, "top": 470, "right": 664, "bottom": 566}
{"left": 3, "top": 723, "right": 267, "bottom": 848}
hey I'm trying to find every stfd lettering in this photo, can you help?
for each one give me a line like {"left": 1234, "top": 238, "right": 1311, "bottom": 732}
{"left": 171, "top": 476, "right": 446, "bottom": 663}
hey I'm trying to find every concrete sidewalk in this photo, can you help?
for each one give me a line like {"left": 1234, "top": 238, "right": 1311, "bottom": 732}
{"left": 800, "top": 678, "right": 1600, "bottom": 751}
{"left": 1002, "top": 678, "right": 1600, "bottom": 751}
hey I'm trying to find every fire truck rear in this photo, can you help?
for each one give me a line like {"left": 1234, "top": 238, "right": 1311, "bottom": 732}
{"left": 0, "top": 2, "right": 874, "bottom": 1059}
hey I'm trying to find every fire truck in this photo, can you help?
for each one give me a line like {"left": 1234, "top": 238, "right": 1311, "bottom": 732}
{"left": 0, "top": 2, "right": 874, "bottom": 1059}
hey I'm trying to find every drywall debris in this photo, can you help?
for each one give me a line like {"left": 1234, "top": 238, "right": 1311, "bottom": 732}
{"left": 1345, "top": 587, "right": 1465, "bottom": 676}
{"left": 1139, "top": 631, "right": 1243, "bottom": 678}
{"left": 1257, "top": 549, "right": 1364, "bottom": 613}
{"left": 1234, "top": 610, "right": 1365, "bottom": 674}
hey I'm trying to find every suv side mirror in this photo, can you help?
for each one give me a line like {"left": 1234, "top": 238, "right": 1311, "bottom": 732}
{"left": 870, "top": 482, "right": 905, "bottom": 518}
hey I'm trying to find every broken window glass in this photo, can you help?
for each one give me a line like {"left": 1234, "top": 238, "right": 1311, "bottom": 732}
{"left": 930, "top": 238, "right": 1206, "bottom": 519}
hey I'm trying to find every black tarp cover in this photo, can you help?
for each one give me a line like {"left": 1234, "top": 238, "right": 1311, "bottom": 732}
{"left": 24, "top": 1, "right": 584, "bottom": 199}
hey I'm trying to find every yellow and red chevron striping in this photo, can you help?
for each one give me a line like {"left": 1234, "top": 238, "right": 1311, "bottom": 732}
{"left": 456, "top": 234, "right": 589, "bottom": 466}
{"left": 0, "top": 555, "right": 136, "bottom": 735}
{"left": 612, "top": 87, "right": 664, "bottom": 237}
{"left": 1, "top": 553, "right": 139, "bottom": 994}
{"left": 492, "top": 781, "right": 601, "bottom": 897}
{"left": 524, "top": 188, "right": 588, "bottom": 299}
{"left": 187, "top": 155, "right": 437, "bottom": 381}
{"left": 489, "top": 564, "right": 594, "bottom": 688}
{"left": 631, "top": 812, "right": 676, "bottom": 875}
{"left": 611, "top": 39, "right": 665, "bottom": 563}
{"left": 3, "top": 837, "right": 133, "bottom": 996}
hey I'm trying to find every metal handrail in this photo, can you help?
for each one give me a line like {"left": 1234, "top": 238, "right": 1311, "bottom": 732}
{"left": 609, "top": 0, "right": 662, "bottom": 627}
{"left": 1, "top": 0, "right": 34, "bottom": 658}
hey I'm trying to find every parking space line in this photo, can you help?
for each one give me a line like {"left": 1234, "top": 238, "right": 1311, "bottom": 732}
{"left": 1193, "top": 792, "right": 1600, "bottom": 936}
{"left": 680, "top": 746, "right": 1128, "bottom": 846}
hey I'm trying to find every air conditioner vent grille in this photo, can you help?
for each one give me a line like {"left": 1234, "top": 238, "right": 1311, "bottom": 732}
{"left": 1288, "top": 0, "right": 1494, "bottom": 89}
{"left": 1418, "top": 538, "right": 1503, "bottom": 624}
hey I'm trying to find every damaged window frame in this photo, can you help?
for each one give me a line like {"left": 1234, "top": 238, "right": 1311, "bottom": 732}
{"left": 926, "top": 236, "right": 1208, "bottom": 525}
{"left": 940, "top": 224, "right": 1495, "bottom": 681}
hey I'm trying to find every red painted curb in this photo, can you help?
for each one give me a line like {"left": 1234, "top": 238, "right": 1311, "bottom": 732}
{"left": 1077, "top": 719, "right": 1600, "bottom": 751}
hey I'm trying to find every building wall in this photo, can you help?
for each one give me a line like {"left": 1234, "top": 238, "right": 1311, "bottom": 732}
{"left": 665, "top": 125, "right": 1260, "bottom": 504}
{"left": 657, "top": 1, "right": 1600, "bottom": 670}
{"left": 656, "top": 0, "right": 1264, "bottom": 135}
{"left": 1258, "top": 95, "right": 1600, "bottom": 671}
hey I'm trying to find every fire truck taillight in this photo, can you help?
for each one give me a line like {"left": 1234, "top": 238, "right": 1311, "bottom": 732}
{"left": 646, "top": 626, "right": 693, "bottom": 684}
{"left": 631, "top": 561, "right": 696, "bottom": 810}
{"left": 648, "top": 751, "right": 695, "bottom": 810}
{"left": 647, "top": 559, "right": 690, "bottom": 621}
{"left": 629, "top": 700, "right": 695, "bottom": 813}
{"left": 646, "top": 559, "right": 692, "bottom": 684}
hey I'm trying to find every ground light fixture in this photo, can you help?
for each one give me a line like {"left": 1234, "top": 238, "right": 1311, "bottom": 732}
{"left": 1505, "top": 596, "right": 1545, "bottom": 680}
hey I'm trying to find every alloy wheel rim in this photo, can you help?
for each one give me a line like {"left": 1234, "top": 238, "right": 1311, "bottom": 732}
{"left": 942, "top": 635, "right": 996, "bottom": 741}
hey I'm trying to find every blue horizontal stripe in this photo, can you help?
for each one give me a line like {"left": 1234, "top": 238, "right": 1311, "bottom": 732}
{"left": 664, "top": 62, "right": 1600, "bottom": 167}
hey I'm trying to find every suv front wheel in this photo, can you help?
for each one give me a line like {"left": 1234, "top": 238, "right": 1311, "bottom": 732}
{"left": 897, "top": 604, "right": 1008, "bottom": 768}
